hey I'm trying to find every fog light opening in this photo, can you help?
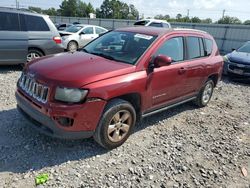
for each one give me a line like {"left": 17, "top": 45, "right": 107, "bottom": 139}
{"left": 55, "top": 117, "right": 74, "bottom": 127}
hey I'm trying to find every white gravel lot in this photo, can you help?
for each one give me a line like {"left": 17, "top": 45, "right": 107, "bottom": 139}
{"left": 0, "top": 66, "right": 249, "bottom": 188}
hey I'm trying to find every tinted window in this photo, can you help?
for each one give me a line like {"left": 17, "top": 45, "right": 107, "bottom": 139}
{"left": 96, "top": 27, "right": 106, "bottom": 34}
{"left": 199, "top": 38, "right": 205, "bottom": 57}
{"left": 0, "top": 12, "right": 20, "bottom": 31}
{"left": 25, "top": 15, "right": 49, "bottom": 31}
{"left": 65, "top": 25, "right": 82, "bottom": 33}
{"left": 83, "top": 27, "right": 94, "bottom": 34}
{"left": 204, "top": 38, "right": 213, "bottom": 56}
{"left": 149, "top": 22, "right": 162, "bottom": 27}
{"left": 186, "top": 37, "right": 200, "bottom": 59}
{"left": 155, "top": 37, "right": 184, "bottom": 62}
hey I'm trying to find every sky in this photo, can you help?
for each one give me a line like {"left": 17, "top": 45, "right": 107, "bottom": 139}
{"left": 1, "top": 0, "right": 250, "bottom": 21}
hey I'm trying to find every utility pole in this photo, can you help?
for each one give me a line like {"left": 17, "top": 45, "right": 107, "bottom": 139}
{"left": 187, "top": 9, "right": 190, "bottom": 17}
{"left": 16, "top": 0, "right": 19, "bottom": 9}
{"left": 222, "top": 9, "right": 226, "bottom": 19}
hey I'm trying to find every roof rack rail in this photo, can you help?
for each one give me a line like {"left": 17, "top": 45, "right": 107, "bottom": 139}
{"left": 174, "top": 28, "right": 208, "bottom": 34}
{"left": 0, "top": 6, "right": 37, "bottom": 13}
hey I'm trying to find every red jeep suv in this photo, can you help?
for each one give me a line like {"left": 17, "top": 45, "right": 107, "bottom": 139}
{"left": 16, "top": 27, "right": 223, "bottom": 149}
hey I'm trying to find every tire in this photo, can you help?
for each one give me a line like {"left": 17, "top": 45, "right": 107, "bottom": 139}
{"left": 27, "top": 49, "right": 43, "bottom": 62}
{"left": 67, "top": 41, "right": 78, "bottom": 52}
{"left": 194, "top": 79, "right": 214, "bottom": 107}
{"left": 94, "top": 99, "right": 136, "bottom": 150}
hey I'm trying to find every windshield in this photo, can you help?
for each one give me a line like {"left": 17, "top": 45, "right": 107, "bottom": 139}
{"left": 237, "top": 42, "right": 250, "bottom": 53}
{"left": 65, "top": 25, "right": 83, "bottom": 33}
{"left": 83, "top": 31, "right": 157, "bottom": 65}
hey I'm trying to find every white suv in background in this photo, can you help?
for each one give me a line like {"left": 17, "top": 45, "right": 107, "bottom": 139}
{"left": 134, "top": 19, "right": 171, "bottom": 28}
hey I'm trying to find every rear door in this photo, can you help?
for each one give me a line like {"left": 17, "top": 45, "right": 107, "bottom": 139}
{"left": 0, "top": 11, "right": 28, "bottom": 65}
{"left": 183, "top": 36, "right": 207, "bottom": 95}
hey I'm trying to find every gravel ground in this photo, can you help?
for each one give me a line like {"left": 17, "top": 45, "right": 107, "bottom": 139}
{"left": 0, "top": 66, "right": 249, "bottom": 188}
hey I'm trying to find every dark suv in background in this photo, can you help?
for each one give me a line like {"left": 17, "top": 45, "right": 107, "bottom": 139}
{"left": 0, "top": 7, "right": 63, "bottom": 65}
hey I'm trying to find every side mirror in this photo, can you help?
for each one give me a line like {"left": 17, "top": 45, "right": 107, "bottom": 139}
{"left": 232, "top": 48, "right": 236, "bottom": 51}
{"left": 79, "top": 31, "right": 85, "bottom": 35}
{"left": 154, "top": 54, "right": 172, "bottom": 68}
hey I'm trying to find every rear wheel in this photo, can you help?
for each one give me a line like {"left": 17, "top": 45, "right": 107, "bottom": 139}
{"left": 27, "top": 49, "right": 43, "bottom": 62}
{"left": 94, "top": 99, "right": 136, "bottom": 149}
{"left": 67, "top": 41, "right": 78, "bottom": 52}
{"left": 194, "top": 79, "right": 214, "bottom": 107}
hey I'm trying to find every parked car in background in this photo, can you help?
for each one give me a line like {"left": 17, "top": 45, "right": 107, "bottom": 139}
{"left": 55, "top": 23, "right": 73, "bottom": 31}
{"left": 224, "top": 41, "right": 250, "bottom": 79}
{"left": 60, "top": 24, "right": 108, "bottom": 52}
{"left": 16, "top": 27, "right": 223, "bottom": 149}
{"left": 0, "top": 7, "right": 64, "bottom": 65}
{"left": 134, "top": 19, "right": 171, "bottom": 28}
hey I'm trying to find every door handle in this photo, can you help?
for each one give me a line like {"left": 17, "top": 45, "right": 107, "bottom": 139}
{"left": 178, "top": 67, "right": 187, "bottom": 74}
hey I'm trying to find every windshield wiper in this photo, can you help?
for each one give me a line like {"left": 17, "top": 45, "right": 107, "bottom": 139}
{"left": 90, "top": 52, "right": 115, "bottom": 61}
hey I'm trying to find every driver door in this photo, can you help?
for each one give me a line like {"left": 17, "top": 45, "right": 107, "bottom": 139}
{"left": 149, "top": 36, "right": 188, "bottom": 109}
{"left": 79, "top": 26, "right": 97, "bottom": 47}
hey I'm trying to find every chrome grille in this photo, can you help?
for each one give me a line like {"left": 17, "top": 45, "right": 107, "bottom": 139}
{"left": 19, "top": 73, "right": 49, "bottom": 103}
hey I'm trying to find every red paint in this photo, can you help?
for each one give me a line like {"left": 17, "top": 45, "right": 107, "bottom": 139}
{"left": 17, "top": 27, "right": 223, "bottom": 135}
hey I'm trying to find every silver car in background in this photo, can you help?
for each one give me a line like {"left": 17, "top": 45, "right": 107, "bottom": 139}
{"left": 60, "top": 24, "right": 108, "bottom": 52}
{"left": 0, "top": 7, "right": 64, "bottom": 65}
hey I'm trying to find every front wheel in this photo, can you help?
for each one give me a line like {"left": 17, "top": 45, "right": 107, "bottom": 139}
{"left": 27, "top": 49, "right": 43, "bottom": 62}
{"left": 67, "top": 41, "right": 78, "bottom": 52}
{"left": 94, "top": 99, "right": 136, "bottom": 149}
{"left": 194, "top": 79, "right": 214, "bottom": 107}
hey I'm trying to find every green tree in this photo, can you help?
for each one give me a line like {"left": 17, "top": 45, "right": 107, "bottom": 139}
{"left": 191, "top": 16, "right": 201, "bottom": 23}
{"left": 217, "top": 16, "right": 242, "bottom": 24}
{"left": 176, "top": 13, "right": 182, "bottom": 20}
{"left": 43, "top": 8, "right": 57, "bottom": 16}
{"left": 59, "top": 0, "right": 78, "bottom": 17}
{"left": 28, "top": 6, "right": 43, "bottom": 14}
{"left": 202, "top": 18, "right": 212, "bottom": 24}
{"left": 243, "top": 20, "right": 250, "bottom": 25}
{"left": 97, "top": 0, "right": 138, "bottom": 19}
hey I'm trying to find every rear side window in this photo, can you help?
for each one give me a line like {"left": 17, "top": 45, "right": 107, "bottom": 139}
{"left": 149, "top": 22, "right": 162, "bottom": 27}
{"left": 0, "top": 12, "right": 20, "bottom": 31}
{"left": 204, "top": 38, "right": 213, "bottom": 56}
{"left": 25, "top": 15, "right": 50, "bottom": 31}
{"left": 155, "top": 37, "right": 184, "bottom": 62}
{"left": 186, "top": 37, "right": 201, "bottom": 59}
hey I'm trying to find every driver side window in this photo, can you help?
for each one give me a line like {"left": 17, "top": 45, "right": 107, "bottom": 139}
{"left": 82, "top": 27, "right": 94, "bottom": 34}
{"left": 155, "top": 37, "right": 184, "bottom": 62}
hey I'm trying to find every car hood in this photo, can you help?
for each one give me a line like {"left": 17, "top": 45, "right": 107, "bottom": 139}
{"left": 59, "top": 31, "right": 74, "bottom": 36}
{"left": 27, "top": 52, "right": 135, "bottom": 88}
{"left": 228, "top": 51, "right": 250, "bottom": 65}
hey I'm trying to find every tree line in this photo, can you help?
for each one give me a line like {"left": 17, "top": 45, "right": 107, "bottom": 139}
{"left": 155, "top": 13, "right": 250, "bottom": 25}
{"left": 28, "top": 0, "right": 139, "bottom": 20}
{"left": 28, "top": 0, "right": 250, "bottom": 25}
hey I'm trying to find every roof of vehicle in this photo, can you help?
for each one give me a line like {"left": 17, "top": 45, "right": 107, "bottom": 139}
{"left": 135, "top": 19, "right": 169, "bottom": 23}
{"left": 74, "top": 24, "right": 107, "bottom": 29}
{"left": 0, "top": 6, "right": 48, "bottom": 17}
{"left": 116, "top": 26, "right": 208, "bottom": 37}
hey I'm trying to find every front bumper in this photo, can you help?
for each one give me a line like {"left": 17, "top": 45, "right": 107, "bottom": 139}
{"left": 16, "top": 90, "right": 106, "bottom": 139}
{"left": 227, "top": 62, "right": 250, "bottom": 78}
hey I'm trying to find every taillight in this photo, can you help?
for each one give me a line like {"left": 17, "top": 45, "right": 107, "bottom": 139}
{"left": 53, "top": 36, "right": 62, "bottom": 44}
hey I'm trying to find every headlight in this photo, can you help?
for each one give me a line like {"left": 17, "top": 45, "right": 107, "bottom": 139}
{"left": 55, "top": 87, "right": 88, "bottom": 103}
{"left": 223, "top": 55, "right": 230, "bottom": 62}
